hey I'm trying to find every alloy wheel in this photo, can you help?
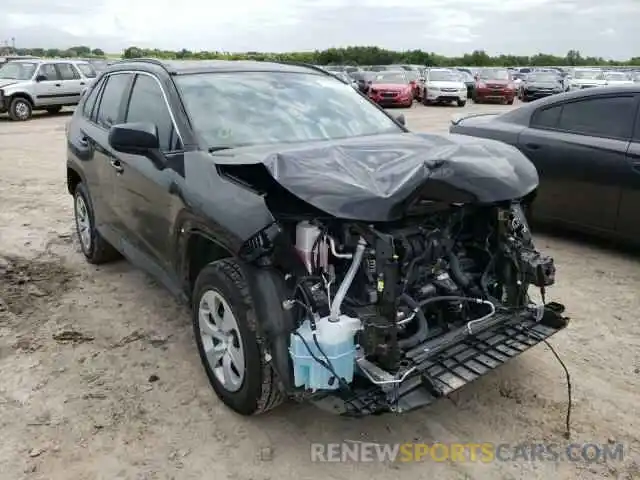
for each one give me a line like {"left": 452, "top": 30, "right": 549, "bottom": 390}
{"left": 74, "top": 194, "right": 92, "bottom": 252}
{"left": 14, "top": 101, "right": 30, "bottom": 120}
{"left": 198, "top": 289, "right": 245, "bottom": 392}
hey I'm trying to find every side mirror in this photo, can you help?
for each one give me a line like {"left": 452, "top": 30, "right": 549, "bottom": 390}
{"left": 35, "top": 75, "right": 47, "bottom": 82}
{"left": 109, "top": 122, "right": 159, "bottom": 154}
{"left": 395, "top": 114, "right": 406, "bottom": 126}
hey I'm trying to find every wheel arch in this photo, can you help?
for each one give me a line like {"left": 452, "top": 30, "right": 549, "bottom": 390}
{"left": 8, "top": 91, "right": 35, "bottom": 107}
{"left": 182, "top": 228, "right": 296, "bottom": 393}
{"left": 67, "top": 164, "right": 85, "bottom": 195}
{"left": 181, "top": 229, "right": 234, "bottom": 297}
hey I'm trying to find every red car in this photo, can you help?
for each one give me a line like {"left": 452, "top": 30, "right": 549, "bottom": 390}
{"left": 473, "top": 68, "right": 516, "bottom": 104}
{"left": 367, "top": 71, "right": 414, "bottom": 108}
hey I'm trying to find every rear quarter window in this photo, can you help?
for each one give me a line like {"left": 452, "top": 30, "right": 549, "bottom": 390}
{"left": 531, "top": 105, "right": 562, "bottom": 129}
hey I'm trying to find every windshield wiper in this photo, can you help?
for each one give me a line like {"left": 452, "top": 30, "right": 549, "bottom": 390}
{"left": 208, "top": 146, "right": 233, "bottom": 153}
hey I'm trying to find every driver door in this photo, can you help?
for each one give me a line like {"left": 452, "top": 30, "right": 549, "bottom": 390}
{"left": 111, "top": 73, "right": 184, "bottom": 275}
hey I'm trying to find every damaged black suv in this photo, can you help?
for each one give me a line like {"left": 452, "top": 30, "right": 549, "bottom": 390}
{"left": 66, "top": 59, "right": 567, "bottom": 417}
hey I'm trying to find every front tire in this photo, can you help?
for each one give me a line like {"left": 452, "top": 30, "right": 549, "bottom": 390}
{"left": 9, "top": 97, "right": 33, "bottom": 121}
{"left": 193, "top": 259, "right": 284, "bottom": 415}
{"left": 73, "top": 183, "right": 120, "bottom": 264}
{"left": 457, "top": 99, "right": 467, "bottom": 107}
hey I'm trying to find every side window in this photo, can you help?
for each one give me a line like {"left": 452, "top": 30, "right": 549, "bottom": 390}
{"left": 82, "top": 77, "right": 106, "bottom": 119}
{"left": 125, "top": 74, "right": 182, "bottom": 151}
{"left": 56, "top": 63, "right": 80, "bottom": 80}
{"left": 557, "top": 96, "right": 636, "bottom": 139}
{"left": 531, "top": 105, "right": 562, "bottom": 129}
{"left": 95, "top": 73, "right": 133, "bottom": 129}
{"left": 37, "top": 63, "right": 60, "bottom": 81}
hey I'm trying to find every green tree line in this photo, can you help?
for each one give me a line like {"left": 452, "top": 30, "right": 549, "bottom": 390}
{"left": 5, "top": 45, "right": 640, "bottom": 66}
{"left": 2, "top": 45, "right": 105, "bottom": 58}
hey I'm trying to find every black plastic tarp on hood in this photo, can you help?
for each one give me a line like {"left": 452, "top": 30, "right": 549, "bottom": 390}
{"left": 211, "top": 132, "right": 539, "bottom": 222}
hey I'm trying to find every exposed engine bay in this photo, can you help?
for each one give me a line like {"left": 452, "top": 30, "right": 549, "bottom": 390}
{"left": 216, "top": 133, "right": 569, "bottom": 416}
{"left": 250, "top": 201, "right": 563, "bottom": 414}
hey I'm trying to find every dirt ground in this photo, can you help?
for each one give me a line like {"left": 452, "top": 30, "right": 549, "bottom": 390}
{"left": 1, "top": 103, "right": 639, "bottom": 480}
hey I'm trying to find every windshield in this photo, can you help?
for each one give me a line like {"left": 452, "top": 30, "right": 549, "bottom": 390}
{"left": 574, "top": 70, "right": 604, "bottom": 80}
{"left": 528, "top": 73, "right": 559, "bottom": 82}
{"left": 479, "top": 69, "right": 510, "bottom": 80}
{"left": 604, "top": 72, "right": 629, "bottom": 81}
{"left": 176, "top": 72, "right": 403, "bottom": 149}
{"left": 371, "top": 72, "right": 407, "bottom": 84}
{"left": 0, "top": 62, "right": 37, "bottom": 80}
{"left": 428, "top": 70, "right": 459, "bottom": 82}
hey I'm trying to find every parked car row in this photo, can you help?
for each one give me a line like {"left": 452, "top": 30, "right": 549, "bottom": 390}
{"left": 450, "top": 84, "right": 640, "bottom": 245}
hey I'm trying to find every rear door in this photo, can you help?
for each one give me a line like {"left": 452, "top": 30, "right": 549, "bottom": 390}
{"left": 82, "top": 72, "right": 135, "bottom": 243}
{"left": 54, "top": 62, "right": 84, "bottom": 105}
{"left": 617, "top": 102, "right": 640, "bottom": 241}
{"left": 111, "top": 72, "right": 184, "bottom": 274}
{"left": 518, "top": 94, "right": 636, "bottom": 232}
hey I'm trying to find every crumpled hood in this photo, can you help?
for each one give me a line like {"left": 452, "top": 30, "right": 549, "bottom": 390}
{"left": 211, "top": 132, "right": 539, "bottom": 221}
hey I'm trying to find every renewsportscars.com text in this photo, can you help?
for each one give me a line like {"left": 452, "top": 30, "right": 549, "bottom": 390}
{"left": 310, "top": 442, "right": 625, "bottom": 463}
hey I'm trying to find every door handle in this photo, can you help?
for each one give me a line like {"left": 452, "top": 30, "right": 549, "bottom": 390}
{"left": 80, "top": 82, "right": 86, "bottom": 85}
{"left": 525, "top": 143, "right": 541, "bottom": 150}
{"left": 110, "top": 159, "right": 124, "bottom": 173}
{"left": 55, "top": 83, "right": 62, "bottom": 87}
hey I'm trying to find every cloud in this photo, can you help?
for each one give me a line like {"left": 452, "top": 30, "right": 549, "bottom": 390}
{"left": 1, "top": 0, "right": 637, "bottom": 59}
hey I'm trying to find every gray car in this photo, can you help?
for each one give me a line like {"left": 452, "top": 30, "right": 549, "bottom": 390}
{"left": 0, "top": 59, "right": 95, "bottom": 121}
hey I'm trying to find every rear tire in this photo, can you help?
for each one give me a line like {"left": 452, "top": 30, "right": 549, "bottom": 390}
{"left": 8, "top": 97, "right": 33, "bottom": 121}
{"left": 507, "top": 98, "right": 514, "bottom": 105}
{"left": 73, "top": 183, "right": 120, "bottom": 264}
{"left": 193, "top": 258, "right": 284, "bottom": 415}
{"left": 46, "top": 106, "right": 62, "bottom": 114}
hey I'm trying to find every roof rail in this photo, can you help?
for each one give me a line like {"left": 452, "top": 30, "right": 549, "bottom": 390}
{"left": 109, "top": 57, "right": 168, "bottom": 69}
{"left": 272, "top": 60, "right": 333, "bottom": 77}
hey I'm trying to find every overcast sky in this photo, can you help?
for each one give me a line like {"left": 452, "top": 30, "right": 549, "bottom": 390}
{"left": 3, "top": 0, "right": 637, "bottom": 59}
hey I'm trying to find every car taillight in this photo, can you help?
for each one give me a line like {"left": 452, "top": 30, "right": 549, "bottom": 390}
{"left": 507, "top": 83, "right": 515, "bottom": 90}
{"left": 370, "top": 88, "right": 378, "bottom": 94}
{"left": 477, "top": 82, "right": 486, "bottom": 88}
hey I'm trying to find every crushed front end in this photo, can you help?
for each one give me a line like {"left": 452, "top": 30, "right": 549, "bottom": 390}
{"left": 269, "top": 201, "right": 567, "bottom": 416}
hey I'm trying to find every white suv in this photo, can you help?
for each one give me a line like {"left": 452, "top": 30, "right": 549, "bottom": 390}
{"left": 0, "top": 59, "right": 96, "bottom": 121}
{"left": 422, "top": 68, "right": 468, "bottom": 107}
